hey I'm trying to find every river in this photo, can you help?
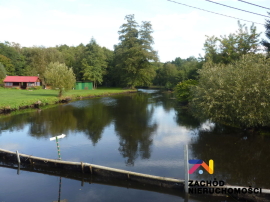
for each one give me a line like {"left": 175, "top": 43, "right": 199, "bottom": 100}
{"left": 0, "top": 89, "right": 269, "bottom": 202}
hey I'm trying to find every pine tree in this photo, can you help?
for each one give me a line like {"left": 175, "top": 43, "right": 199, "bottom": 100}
{"left": 115, "top": 14, "right": 158, "bottom": 88}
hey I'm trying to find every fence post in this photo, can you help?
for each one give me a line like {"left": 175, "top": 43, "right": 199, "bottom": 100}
{"left": 16, "top": 150, "right": 20, "bottom": 164}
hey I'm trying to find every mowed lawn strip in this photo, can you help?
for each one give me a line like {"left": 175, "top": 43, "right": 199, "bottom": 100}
{"left": 0, "top": 88, "right": 136, "bottom": 109}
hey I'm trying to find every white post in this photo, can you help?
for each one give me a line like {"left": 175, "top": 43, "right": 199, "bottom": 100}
{"left": 16, "top": 150, "right": 20, "bottom": 164}
{"left": 16, "top": 150, "right": 20, "bottom": 175}
{"left": 184, "top": 144, "right": 189, "bottom": 193}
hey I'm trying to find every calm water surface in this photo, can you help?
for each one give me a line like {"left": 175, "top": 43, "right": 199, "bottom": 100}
{"left": 0, "top": 89, "right": 269, "bottom": 202}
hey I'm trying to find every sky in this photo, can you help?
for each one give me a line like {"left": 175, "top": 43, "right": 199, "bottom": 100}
{"left": 0, "top": 0, "right": 268, "bottom": 62}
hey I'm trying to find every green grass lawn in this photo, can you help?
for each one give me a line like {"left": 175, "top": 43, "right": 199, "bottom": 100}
{"left": 0, "top": 87, "right": 136, "bottom": 109}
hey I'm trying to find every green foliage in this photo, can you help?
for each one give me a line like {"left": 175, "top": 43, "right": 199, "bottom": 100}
{"left": 0, "top": 54, "right": 15, "bottom": 75}
{"left": 22, "top": 46, "right": 65, "bottom": 80}
{"left": 204, "top": 21, "right": 261, "bottom": 64}
{"left": 81, "top": 38, "right": 107, "bottom": 89}
{"left": 56, "top": 43, "right": 87, "bottom": 80}
{"left": 192, "top": 54, "right": 270, "bottom": 128}
{"left": 44, "top": 62, "right": 76, "bottom": 97}
{"left": 153, "top": 57, "right": 202, "bottom": 87}
{"left": 114, "top": 14, "right": 158, "bottom": 88}
{"left": 0, "top": 42, "right": 26, "bottom": 75}
{"left": 175, "top": 79, "right": 198, "bottom": 103}
{"left": 0, "top": 63, "right": 6, "bottom": 82}
{"left": 156, "top": 63, "right": 178, "bottom": 87}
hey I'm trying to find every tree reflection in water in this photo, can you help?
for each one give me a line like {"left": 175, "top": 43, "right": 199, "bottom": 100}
{"left": 113, "top": 93, "right": 157, "bottom": 166}
{"left": 190, "top": 123, "right": 270, "bottom": 189}
{"left": 0, "top": 93, "right": 158, "bottom": 166}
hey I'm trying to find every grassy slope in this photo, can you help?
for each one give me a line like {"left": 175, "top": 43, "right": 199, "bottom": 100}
{"left": 0, "top": 88, "right": 136, "bottom": 109}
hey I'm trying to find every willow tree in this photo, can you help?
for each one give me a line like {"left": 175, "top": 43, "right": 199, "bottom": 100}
{"left": 114, "top": 14, "right": 158, "bottom": 88}
{"left": 192, "top": 54, "right": 270, "bottom": 128}
{"left": 44, "top": 62, "right": 76, "bottom": 97}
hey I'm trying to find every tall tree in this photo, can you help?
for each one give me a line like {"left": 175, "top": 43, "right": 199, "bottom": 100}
{"left": 262, "top": 12, "right": 270, "bottom": 55}
{"left": 100, "top": 47, "right": 114, "bottom": 87}
{"left": 136, "top": 21, "right": 158, "bottom": 86}
{"left": 115, "top": 14, "right": 158, "bottom": 88}
{"left": 81, "top": 38, "right": 107, "bottom": 89}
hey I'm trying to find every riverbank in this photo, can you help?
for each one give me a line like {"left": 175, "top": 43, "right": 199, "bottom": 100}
{"left": 0, "top": 88, "right": 137, "bottom": 114}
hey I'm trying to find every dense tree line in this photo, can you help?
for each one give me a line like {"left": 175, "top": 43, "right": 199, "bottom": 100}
{"left": 0, "top": 14, "right": 203, "bottom": 89}
{"left": 0, "top": 40, "right": 113, "bottom": 87}
{"left": 153, "top": 56, "right": 203, "bottom": 89}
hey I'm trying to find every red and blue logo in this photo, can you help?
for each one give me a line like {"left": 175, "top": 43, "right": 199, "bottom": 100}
{"left": 189, "top": 159, "right": 214, "bottom": 174}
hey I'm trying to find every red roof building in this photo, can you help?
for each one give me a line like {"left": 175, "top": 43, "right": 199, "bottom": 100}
{"left": 3, "top": 76, "right": 42, "bottom": 89}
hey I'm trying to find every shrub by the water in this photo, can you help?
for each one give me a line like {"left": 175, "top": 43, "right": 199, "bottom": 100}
{"left": 44, "top": 62, "right": 76, "bottom": 97}
{"left": 175, "top": 79, "right": 198, "bottom": 104}
{"left": 192, "top": 54, "right": 270, "bottom": 128}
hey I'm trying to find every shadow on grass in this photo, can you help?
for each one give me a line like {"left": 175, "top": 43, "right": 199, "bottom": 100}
{"left": 25, "top": 93, "right": 58, "bottom": 97}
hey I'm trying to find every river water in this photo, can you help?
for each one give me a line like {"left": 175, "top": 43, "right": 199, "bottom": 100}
{"left": 0, "top": 89, "right": 269, "bottom": 202}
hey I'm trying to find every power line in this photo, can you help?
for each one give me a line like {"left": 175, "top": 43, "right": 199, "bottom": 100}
{"left": 205, "top": 0, "right": 269, "bottom": 18}
{"left": 167, "top": 0, "right": 264, "bottom": 26}
{"left": 237, "top": 0, "right": 270, "bottom": 10}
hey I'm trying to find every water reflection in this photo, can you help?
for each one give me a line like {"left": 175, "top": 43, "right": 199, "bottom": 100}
{"left": 112, "top": 94, "right": 157, "bottom": 166}
{"left": 1, "top": 89, "right": 270, "bottom": 194}
{"left": 174, "top": 107, "right": 201, "bottom": 130}
{"left": 73, "top": 99, "right": 113, "bottom": 145}
{"left": 152, "top": 91, "right": 176, "bottom": 113}
{"left": 0, "top": 93, "right": 158, "bottom": 166}
{"left": 190, "top": 123, "right": 270, "bottom": 188}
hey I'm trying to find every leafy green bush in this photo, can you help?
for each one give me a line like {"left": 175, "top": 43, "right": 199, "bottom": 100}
{"left": 192, "top": 54, "right": 270, "bottom": 128}
{"left": 175, "top": 79, "right": 198, "bottom": 103}
{"left": 44, "top": 62, "right": 76, "bottom": 97}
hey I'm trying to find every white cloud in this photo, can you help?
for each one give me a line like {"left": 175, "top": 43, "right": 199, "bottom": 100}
{"left": 199, "top": 120, "right": 215, "bottom": 131}
{"left": 154, "top": 127, "right": 191, "bottom": 148}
